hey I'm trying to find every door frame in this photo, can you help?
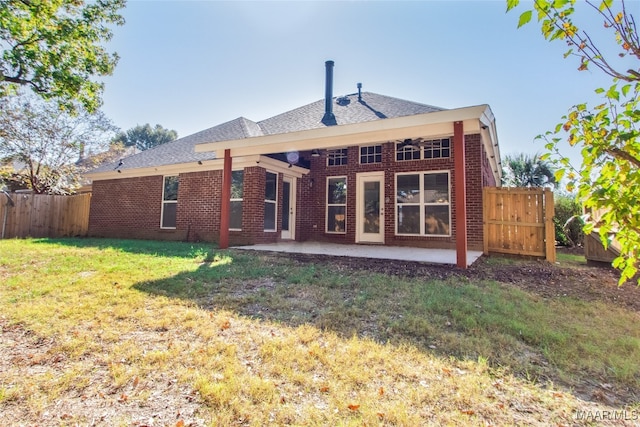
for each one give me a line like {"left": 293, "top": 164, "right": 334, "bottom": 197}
{"left": 356, "top": 171, "right": 385, "bottom": 244}
{"left": 281, "top": 176, "right": 296, "bottom": 240}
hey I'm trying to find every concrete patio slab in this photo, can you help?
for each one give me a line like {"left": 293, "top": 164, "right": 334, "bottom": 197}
{"left": 233, "top": 241, "right": 483, "bottom": 267}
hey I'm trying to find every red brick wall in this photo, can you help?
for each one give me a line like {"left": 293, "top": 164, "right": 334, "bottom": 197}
{"left": 299, "top": 135, "right": 487, "bottom": 250}
{"left": 88, "top": 176, "right": 188, "bottom": 241}
{"left": 234, "top": 166, "right": 280, "bottom": 245}
{"left": 89, "top": 134, "right": 493, "bottom": 250}
{"left": 176, "top": 170, "right": 220, "bottom": 242}
{"left": 90, "top": 167, "right": 286, "bottom": 245}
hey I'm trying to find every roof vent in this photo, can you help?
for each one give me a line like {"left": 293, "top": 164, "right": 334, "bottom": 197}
{"left": 336, "top": 96, "right": 350, "bottom": 106}
{"left": 357, "top": 83, "right": 362, "bottom": 101}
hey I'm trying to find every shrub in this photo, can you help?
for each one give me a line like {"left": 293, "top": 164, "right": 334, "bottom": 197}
{"left": 554, "top": 192, "right": 584, "bottom": 247}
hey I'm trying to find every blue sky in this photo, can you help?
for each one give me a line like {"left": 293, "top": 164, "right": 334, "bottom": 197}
{"left": 100, "top": 1, "right": 633, "bottom": 166}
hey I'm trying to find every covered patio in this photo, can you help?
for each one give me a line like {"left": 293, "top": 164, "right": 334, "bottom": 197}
{"left": 233, "top": 241, "right": 483, "bottom": 266}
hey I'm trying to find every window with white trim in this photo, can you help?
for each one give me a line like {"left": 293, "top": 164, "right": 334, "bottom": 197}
{"left": 161, "top": 176, "right": 178, "bottom": 229}
{"left": 327, "top": 149, "right": 348, "bottom": 166}
{"left": 396, "top": 171, "right": 450, "bottom": 236}
{"left": 396, "top": 140, "right": 421, "bottom": 161}
{"left": 326, "top": 176, "right": 347, "bottom": 233}
{"left": 396, "top": 138, "right": 451, "bottom": 161}
{"left": 264, "top": 172, "right": 277, "bottom": 231}
{"left": 230, "top": 170, "right": 243, "bottom": 230}
{"left": 423, "top": 138, "right": 451, "bottom": 159}
{"left": 360, "top": 145, "right": 382, "bottom": 164}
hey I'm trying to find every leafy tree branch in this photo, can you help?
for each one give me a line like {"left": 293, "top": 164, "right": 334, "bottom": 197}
{"left": 0, "top": 0, "right": 126, "bottom": 112}
{"left": 508, "top": 0, "right": 640, "bottom": 284}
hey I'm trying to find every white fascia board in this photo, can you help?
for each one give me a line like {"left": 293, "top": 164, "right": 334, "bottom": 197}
{"left": 85, "top": 155, "right": 308, "bottom": 181}
{"left": 478, "top": 105, "right": 502, "bottom": 185}
{"left": 195, "top": 105, "right": 491, "bottom": 157}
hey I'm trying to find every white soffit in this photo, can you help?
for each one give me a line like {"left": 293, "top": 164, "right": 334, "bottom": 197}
{"left": 86, "top": 155, "right": 308, "bottom": 181}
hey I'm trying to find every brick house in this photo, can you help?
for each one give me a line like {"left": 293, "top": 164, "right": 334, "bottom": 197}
{"left": 87, "top": 61, "right": 502, "bottom": 267}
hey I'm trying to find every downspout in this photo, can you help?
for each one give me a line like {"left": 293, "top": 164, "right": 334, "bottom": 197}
{"left": 2, "top": 190, "right": 15, "bottom": 240}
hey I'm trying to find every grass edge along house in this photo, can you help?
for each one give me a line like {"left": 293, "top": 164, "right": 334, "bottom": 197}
{"left": 86, "top": 61, "right": 502, "bottom": 268}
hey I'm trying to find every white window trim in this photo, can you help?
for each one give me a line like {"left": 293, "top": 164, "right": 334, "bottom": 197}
{"left": 395, "top": 170, "right": 451, "bottom": 237}
{"left": 230, "top": 169, "right": 244, "bottom": 231}
{"left": 423, "top": 137, "right": 452, "bottom": 159}
{"left": 326, "top": 176, "right": 347, "bottom": 234}
{"left": 395, "top": 137, "right": 452, "bottom": 162}
{"left": 359, "top": 144, "right": 382, "bottom": 164}
{"left": 160, "top": 175, "right": 178, "bottom": 229}
{"left": 326, "top": 148, "right": 348, "bottom": 167}
{"left": 264, "top": 170, "right": 278, "bottom": 232}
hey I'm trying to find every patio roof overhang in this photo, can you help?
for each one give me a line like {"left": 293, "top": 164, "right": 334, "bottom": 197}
{"left": 85, "top": 154, "right": 310, "bottom": 181}
{"left": 195, "top": 104, "right": 502, "bottom": 184}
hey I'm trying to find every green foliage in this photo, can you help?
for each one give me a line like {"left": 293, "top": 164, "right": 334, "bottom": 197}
{"left": 0, "top": 94, "right": 117, "bottom": 194}
{"left": 0, "top": 0, "right": 126, "bottom": 112}
{"left": 113, "top": 123, "right": 178, "bottom": 151}
{"left": 554, "top": 192, "right": 584, "bottom": 247}
{"left": 507, "top": 0, "right": 640, "bottom": 284}
{"left": 501, "top": 152, "right": 557, "bottom": 188}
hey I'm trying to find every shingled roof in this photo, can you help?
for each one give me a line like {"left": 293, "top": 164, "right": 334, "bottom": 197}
{"left": 91, "top": 92, "right": 445, "bottom": 173}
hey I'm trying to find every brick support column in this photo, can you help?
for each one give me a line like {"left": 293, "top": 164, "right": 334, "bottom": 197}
{"left": 454, "top": 121, "right": 467, "bottom": 268}
{"left": 219, "top": 149, "right": 232, "bottom": 249}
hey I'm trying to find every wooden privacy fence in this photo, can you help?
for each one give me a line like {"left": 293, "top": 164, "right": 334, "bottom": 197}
{"left": 483, "top": 187, "right": 556, "bottom": 263}
{"left": 0, "top": 193, "right": 91, "bottom": 239}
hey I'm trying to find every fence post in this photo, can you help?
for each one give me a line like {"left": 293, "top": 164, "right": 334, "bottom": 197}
{"left": 544, "top": 189, "right": 556, "bottom": 263}
{"left": 483, "top": 187, "right": 489, "bottom": 255}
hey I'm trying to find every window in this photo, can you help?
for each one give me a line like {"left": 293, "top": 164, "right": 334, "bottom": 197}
{"left": 264, "top": 172, "right": 277, "bottom": 231}
{"left": 326, "top": 177, "right": 347, "bottom": 233}
{"left": 360, "top": 145, "right": 382, "bottom": 164}
{"left": 230, "top": 170, "right": 243, "bottom": 230}
{"left": 396, "top": 141, "right": 421, "bottom": 161}
{"left": 423, "top": 138, "right": 451, "bottom": 159}
{"left": 396, "top": 138, "right": 451, "bottom": 161}
{"left": 161, "top": 176, "right": 178, "bottom": 229}
{"left": 327, "top": 149, "right": 348, "bottom": 166}
{"left": 396, "top": 172, "right": 450, "bottom": 236}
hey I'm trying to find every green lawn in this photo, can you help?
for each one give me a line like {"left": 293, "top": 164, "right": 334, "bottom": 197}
{"left": 0, "top": 238, "right": 638, "bottom": 426}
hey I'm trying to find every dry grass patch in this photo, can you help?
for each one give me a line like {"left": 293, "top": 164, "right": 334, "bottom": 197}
{"left": 0, "top": 238, "right": 638, "bottom": 426}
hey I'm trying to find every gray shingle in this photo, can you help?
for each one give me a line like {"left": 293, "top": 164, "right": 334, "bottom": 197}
{"left": 91, "top": 92, "right": 444, "bottom": 173}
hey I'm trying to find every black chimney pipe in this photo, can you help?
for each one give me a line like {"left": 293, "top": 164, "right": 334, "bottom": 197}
{"left": 322, "top": 60, "right": 336, "bottom": 125}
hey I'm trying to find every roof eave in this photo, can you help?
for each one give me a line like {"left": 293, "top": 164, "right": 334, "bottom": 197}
{"left": 85, "top": 155, "right": 310, "bottom": 181}
{"left": 195, "top": 105, "right": 494, "bottom": 157}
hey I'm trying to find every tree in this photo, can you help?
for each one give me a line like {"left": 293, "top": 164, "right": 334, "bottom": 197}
{"left": 113, "top": 123, "right": 178, "bottom": 151}
{"left": 507, "top": 0, "right": 640, "bottom": 284}
{"left": 501, "top": 152, "right": 557, "bottom": 188}
{"left": 0, "top": 94, "right": 117, "bottom": 194}
{"left": 0, "top": 0, "right": 126, "bottom": 112}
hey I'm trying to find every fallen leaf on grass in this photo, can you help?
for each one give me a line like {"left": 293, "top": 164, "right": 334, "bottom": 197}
{"left": 377, "top": 412, "right": 385, "bottom": 419}
{"left": 461, "top": 409, "right": 475, "bottom": 415}
{"left": 176, "top": 421, "right": 185, "bottom": 427}
{"left": 221, "top": 320, "right": 231, "bottom": 330}
{"left": 132, "top": 376, "right": 139, "bottom": 389}
{"left": 347, "top": 404, "right": 360, "bottom": 411}
{"left": 378, "top": 386, "right": 384, "bottom": 396}
{"left": 319, "top": 386, "right": 329, "bottom": 393}
{"left": 118, "top": 393, "right": 128, "bottom": 403}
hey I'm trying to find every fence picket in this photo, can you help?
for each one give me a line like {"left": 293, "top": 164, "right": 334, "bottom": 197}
{"left": 483, "top": 187, "right": 555, "bottom": 262}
